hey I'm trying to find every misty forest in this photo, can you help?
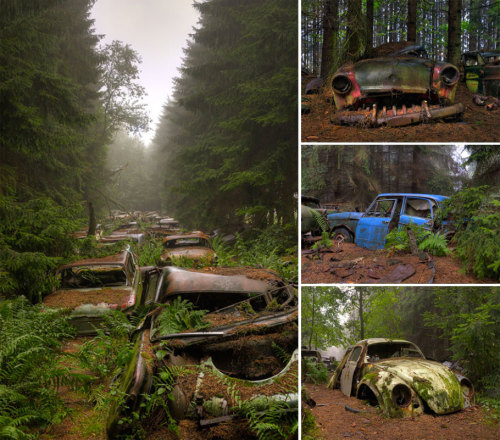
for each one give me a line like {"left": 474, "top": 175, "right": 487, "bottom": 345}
{"left": 301, "top": 0, "right": 500, "bottom": 142}
{"left": 0, "top": 0, "right": 298, "bottom": 439}
{"left": 301, "top": 144, "right": 500, "bottom": 285}
{"left": 301, "top": 286, "right": 500, "bottom": 439}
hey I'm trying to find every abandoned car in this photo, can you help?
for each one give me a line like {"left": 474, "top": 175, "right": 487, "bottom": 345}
{"left": 43, "top": 248, "right": 147, "bottom": 335}
{"left": 327, "top": 193, "right": 449, "bottom": 249}
{"left": 328, "top": 338, "right": 474, "bottom": 417}
{"left": 461, "top": 50, "right": 500, "bottom": 97}
{"left": 106, "top": 267, "right": 298, "bottom": 438}
{"left": 161, "top": 232, "right": 217, "bottom": 266}
{"left": 331, "top": 44, "right": 464, "bottom": 126}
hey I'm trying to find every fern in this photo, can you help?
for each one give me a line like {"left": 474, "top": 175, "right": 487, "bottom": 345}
{"left": 152, "top": 297, "right": 209, "bottom": 338}
{"left": 418, "top": 232, "right": 450, "bottom": 256}
{"left": 310, "top": 209, "right": 328, "bottom": 233}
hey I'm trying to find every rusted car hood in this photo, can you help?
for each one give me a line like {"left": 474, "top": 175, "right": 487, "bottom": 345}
{"left": 163, "top": 267, "right": 270, "bottom": 296}
{"left": 353, "top": 57, "right": 432, "bottom": 94}
{"left": 372, "top": 358, "right": 463, "bottom": 414}
{"left": 162, "top": 247, "right": 215, "bottom": 260}
{"left": 43, "top": 286, "right": 135, "bottom": 310}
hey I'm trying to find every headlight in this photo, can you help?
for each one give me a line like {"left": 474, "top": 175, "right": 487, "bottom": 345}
{"left": 440, "top": 65, "right": 459, "bottom": 85}
{"left": 391, "top": 384, "right": 412, "bottom": 407}
{"left": 332, "top": 74, "right": 352, "bottom": 94}
{"left": 460, "top": 378, "right": 475, "bottom": 407}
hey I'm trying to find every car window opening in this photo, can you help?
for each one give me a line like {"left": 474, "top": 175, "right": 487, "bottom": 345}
{"left": 60, "top": 266, "right": 127, "bottom": 288}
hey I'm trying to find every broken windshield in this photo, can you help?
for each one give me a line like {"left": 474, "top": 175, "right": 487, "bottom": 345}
{"left": 164, "top": 238, "right": 210, "bottom": 248}
{"left": 60, "top": 265, "right": 127, "bottom": 288}
{"left": 366, "top": 342, "right": 424, "bottom": 362}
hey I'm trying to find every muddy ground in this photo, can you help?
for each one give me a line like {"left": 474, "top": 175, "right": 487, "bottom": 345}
{"left": 304, "top": 383, "right": 500, "bottom": 440}
{"left": 301, "top": 82, "right": 500, "bottom": 143}
{"left": 301, "top": 242, "right": 490, "bottom": 284}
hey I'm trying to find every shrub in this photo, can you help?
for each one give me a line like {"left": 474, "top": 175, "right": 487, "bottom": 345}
{"left": 418, "top": 232, "right": 450, "bottom": 256}
{"left": 384, "top": 222, "right": 430, "bottom": 253}
{"left": 302, "top": 358, "right": 329, "bottom": 384}
{"left": 439, "top": 187, "right": 500, "bottom": 280}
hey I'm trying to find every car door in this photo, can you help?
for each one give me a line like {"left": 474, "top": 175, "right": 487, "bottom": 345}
{"left": 340, "top": 345, "right": 363, "bottom": 396}
{"left": 355, "top": 197, "right": 401, "bottom": 249}
{"left": 399, "top": 197, "right": 435, "bottom": 230}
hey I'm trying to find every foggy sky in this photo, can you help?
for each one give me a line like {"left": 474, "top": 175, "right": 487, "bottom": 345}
{"left": 91, "top": 0, "right": 200, "bottom": 145}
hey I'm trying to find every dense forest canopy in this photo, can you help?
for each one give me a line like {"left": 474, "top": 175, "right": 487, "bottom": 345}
{"left": 302, "top": 0, "right": 500, "bottom": 76}
{"left": 150, "top": 0, "right": 298, "bottom": 231}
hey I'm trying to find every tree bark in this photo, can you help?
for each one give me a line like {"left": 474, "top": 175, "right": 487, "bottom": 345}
{"left": 346, "top": 0, "right": 363, "bottom": 59}
{"left": 447, "top": 0, "right": 462, "bottom": 65}
{"left": 408, "top": 0, "right": 417, "bottom": 42}
{"left": 359, "top": 290, "right": 364, "bottom": 340}
{"left": 366, "top": 0, "right": 374, "bottom": 50}
{"left": 321, "top": 0, "right": 338, "bottom": 79}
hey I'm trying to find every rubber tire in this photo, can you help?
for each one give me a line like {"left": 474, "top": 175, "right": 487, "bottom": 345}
{"left": 332, "top": 227, "right": 353, "bottom": 243}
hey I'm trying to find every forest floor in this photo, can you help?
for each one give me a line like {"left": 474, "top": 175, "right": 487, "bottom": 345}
{"left": 303, "top": 383, "right": 500, "bottom": 440}
{"left": 301, "top": 82, "right": 500, "bottom": 143}
{"left": 301, "top": 242, "right": 490, "bottom": 284}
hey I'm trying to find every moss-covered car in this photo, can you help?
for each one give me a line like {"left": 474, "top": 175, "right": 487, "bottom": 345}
{"left": 331, "top": 44, "right": 463, "bottom": 127}
{"left": 107, "top": 267, "right": 298, "bottom": 438}
{"left": 43, "top": 248, "right": 157, "bottom": 335}
{"left": 461, "top": 50, "right": 500, "bottom": 97}
{"left": 328, "top": 338, "right": 474, "bottom": 417}
{"left": 161, "top": 232, "right": 217, "bottom": 266}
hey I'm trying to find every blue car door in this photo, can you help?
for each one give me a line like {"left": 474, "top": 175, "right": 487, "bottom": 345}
{"left": 398, "top": 197, "right": 435, "bottom": 230}
{"left": 355, "top": 197, "right": 401, "bottom": 249}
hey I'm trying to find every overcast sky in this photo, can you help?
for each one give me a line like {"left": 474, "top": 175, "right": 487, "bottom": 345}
{"left": 91, "top": 0, "right": 200, "bottom": 145}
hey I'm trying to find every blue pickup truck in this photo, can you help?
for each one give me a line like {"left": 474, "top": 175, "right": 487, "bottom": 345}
{"left": 327, "top": 193, "right": 449, "bottom": 249}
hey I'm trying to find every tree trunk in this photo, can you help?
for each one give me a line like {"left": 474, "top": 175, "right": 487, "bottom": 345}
{"left": 321, "top": 0, "right": 338, "bottom": 79}
{"left": 359, "top": 290, "right": 364, "bottom": 339}
{"left": 308, "top": 290, "right": 316, "bottom": 350}
{"left": 447, "top": 0, "right": 462, "bottom": 66}
{"left": 346, "top": 0, "right": 363, "bottom": 59}
{"left": 408, "top": 0, "right": 417, "bottom": 42}
{"left": 87, "top": 200, "right": 96, "bottom": 236}
{"left": 366, "top": 0, "right": 374, "bottom": 50}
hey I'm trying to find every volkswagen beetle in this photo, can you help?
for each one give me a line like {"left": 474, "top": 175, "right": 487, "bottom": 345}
{"left": 328, "top": 338, "right": 474, "bottom": 417}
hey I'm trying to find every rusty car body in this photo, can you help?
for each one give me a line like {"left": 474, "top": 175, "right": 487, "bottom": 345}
{"left": 106, "top": 267, "right": 298, "bottom": 438}
{"left": 461, "top": 50, "right": 500, "bottom": 97}
{"left": 331, "top": 44, "right": 464, "bottom": 127}
{"left": 43, "top": 248, "right": 147, "bottom": 335}
{"left": 327, "top": 193, "right": 449, "bottom": 249}
{"left": 328, "top": 338, "right": 474, "bottom": 417}
{"left": 161, "top": 232, "right": 216, "bottom": 266}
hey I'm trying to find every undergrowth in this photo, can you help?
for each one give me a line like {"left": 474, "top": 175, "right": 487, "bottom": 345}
{"left": 211, "top": 225, "right": 298, "bottom": 282}
{"left": 437, "top": 186, "right": 500, "bottom": 280}
{"left": 0, "top": 297, "right": 90, "bottom": 439}
{"left": 302, "top": 358, "right": 329, "bottom": 384}
{"left": 151, "top": 297, "right": 209, "bottom": 337}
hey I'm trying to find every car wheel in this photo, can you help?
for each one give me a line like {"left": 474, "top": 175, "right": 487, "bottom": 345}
{"left": 332, "top": 227, "right": 353, "bottom": 244}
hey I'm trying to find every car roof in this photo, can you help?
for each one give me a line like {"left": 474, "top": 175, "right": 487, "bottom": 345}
{"left": 376, "top": 193, "right": 449, "bottom": 202}
{"left": 350, "top": 338, "right": 415, "bottom": 347}
{"left": 163, "top": 232, "right": 209, "bottom": 241}
{"left": 58, "top": 250, "right": 129, "bottom": 270}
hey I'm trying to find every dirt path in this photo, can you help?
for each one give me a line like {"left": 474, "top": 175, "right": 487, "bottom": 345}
{"left": 301, "top": 82, "right": 500, "bottom": 143}
{"left": 304, "top": 383, "right": 500, "bottom": 440}
{"left": 301, "top": 242, "right": 490, "bottom": 284}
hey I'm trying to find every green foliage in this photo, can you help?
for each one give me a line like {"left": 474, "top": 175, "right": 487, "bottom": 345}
{"left": 152, "top": 297, "right": 209, "bottom": 337}
{"left": 418, "top": 232, "right": 450, "bottom": 256}
{"left": 130, "top": 239, "right": 163, "bottom": 267}
{"left": 301, "top": 406, "right": 323, "bottom": 440}
{"left": 238, "top": 399, "right": 298, "bottom": 440}
{"left": 311, "top": 210, "right": 329, "bottom": 233}
{"left": 212, "top": 226, "right": 298, "bottom": 282}
{"left": 439, "top": 187, "right": 500, "bottom": 280}
{"left": 384, "top": 222, "right": 431, "bottom": 253}
{"left": 423, "top": 288, "right": 500, "bottom": 386}
{"left": 311, "top": 231, "right": 332, "bottom": 250}
{"left": 363, "top": 288, "right": 403, "bottom": 339}
{"left": 301, "top": 286, "right": 350, "bottom": 350}
{"left": 302, "top": 358, "right": 329, "bottom": 384}
{"left": 155, "top": 0, "right": 297, "bottom": 231}
{"left": 0, "top": 297, "right": 84, "bottom": 437}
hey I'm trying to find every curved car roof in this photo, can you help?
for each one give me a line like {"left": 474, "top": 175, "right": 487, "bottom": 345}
{"left": 58, "top": 251, "right": 129, "bottom": 270}
{"left": 377, "top": 193, "right": 449, "bottom": 202}
{"left": 163, "top": 232, "right": 210, "bottom": 241}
